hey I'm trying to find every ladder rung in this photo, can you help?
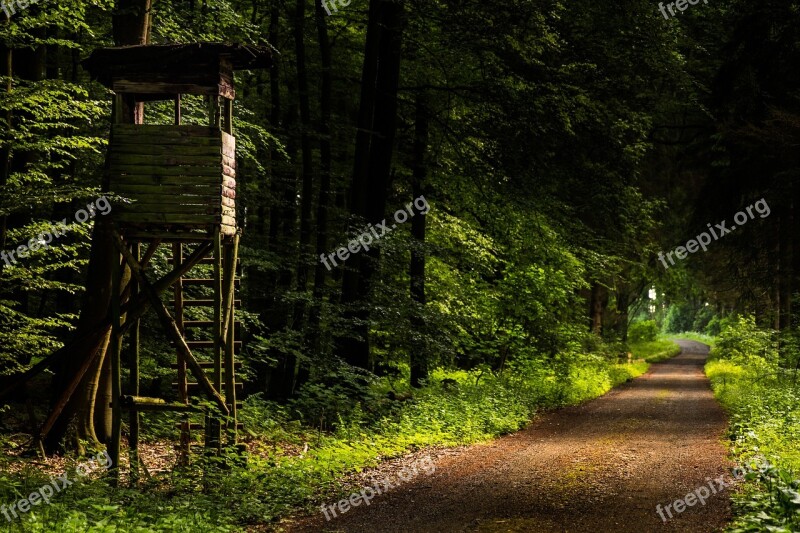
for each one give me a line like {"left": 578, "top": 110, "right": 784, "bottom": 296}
{"left": 183, "top": 320, "right": 214, "bottom": 328}
{"left": 174, "top": 382, "right": 243, "bottom": 392}
{"left": 182, "top": 340, "right": 242, "bottom": 351}
{"left": 120, "top": 396, "right": 202, "bottom": 412}
{"left": 167, "top": 257, "right": 241, "bottom": 266}
{"left": 170, "top": 361, "right": 242, "bottom": 369}
{"left": 181, "top": 278, "right": 241, "bottom": 287}
{"left": 183, "top": 320, "right": 242, "bottom": 329}
{"left": 176, "top": 422, "right": 244, "bottom": 430}
{"left": 171, "top": 299, "right": 242, "bottom": 307}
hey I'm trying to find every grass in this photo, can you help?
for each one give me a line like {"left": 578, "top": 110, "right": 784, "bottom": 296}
{"left": 706, "top": 355, "right": 800, "bottom": 531}
{"left": 0, "top": 354, "right": 649, "bottom": 532}
{"left": 669, "top": 331, "right": 716, "bottom": 346}
{"left": 628, "top": 337, "right": 682, "bottom": 363}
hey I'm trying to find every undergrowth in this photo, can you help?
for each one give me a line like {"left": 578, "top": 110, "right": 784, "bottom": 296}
{"left": 705, "top": 316, "right": 800, "bottom": 532}
{"left": 0, "top": 352, "right": 647, "bottom": 532}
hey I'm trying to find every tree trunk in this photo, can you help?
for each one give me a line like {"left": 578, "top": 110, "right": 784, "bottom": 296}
{"left": 44, "top": 0, "right": 150, "bottom": 454}
{"left": 409, "top": 92, "right": 429, "bottom": 388}
{"left": 337, "top": 0, "right": 405, "bottom": 370}
{"left": 589, "top": 282, "right": 606, "bottom": 335}
{"left": 291, "top": 0, "right": 315, "bottom": 392}
{"left": 307, "top": 0, "right": 334, "bottom": 358}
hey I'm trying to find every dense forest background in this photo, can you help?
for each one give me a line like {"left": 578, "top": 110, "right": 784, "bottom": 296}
{"left": 2, "top": 0, "right": 800, "bottom": 530}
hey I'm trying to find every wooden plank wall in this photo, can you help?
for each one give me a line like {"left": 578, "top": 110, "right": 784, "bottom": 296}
{"left": 109, "top": 125, "right": 236, "bottom": 236}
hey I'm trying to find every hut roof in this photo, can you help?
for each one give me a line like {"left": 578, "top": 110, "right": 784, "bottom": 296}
{"left": 83, "top": 43, "right": 274, "bottom": 87}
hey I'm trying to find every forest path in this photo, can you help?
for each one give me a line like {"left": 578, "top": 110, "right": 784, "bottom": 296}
{"left": 281, "top": 341, "right": 732, "bottom": 532}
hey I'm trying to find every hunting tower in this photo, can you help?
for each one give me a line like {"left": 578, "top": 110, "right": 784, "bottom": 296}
{"left": 83, "top": 43, "right": 272, "bottom": 479}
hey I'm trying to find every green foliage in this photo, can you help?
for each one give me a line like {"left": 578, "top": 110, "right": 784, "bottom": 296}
{"left": 664, "top": 303, "right": 697, "bottom": 334}
{"left": 728, "top": 464, "right": 800, "bottom": 533}
{"left": 1, "top": 350, "right": 648, "bottom": 531}
{"left": 628, "top": 320, "right": 659, "bottom": 343}
{"left": 628, "top": 338, "right": 682, "bottom": 363}
{"left": 712, "top": 316, "right": 779, "bottom": 373}
{"left": 706, "top": 318, "right": 800, "bottom": 531}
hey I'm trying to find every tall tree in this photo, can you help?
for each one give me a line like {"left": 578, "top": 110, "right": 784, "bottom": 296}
{"left": 337, "top": 0, "right": 405, "bottom": 370}
{"left": 44, "top": 0, "right": 151, "bottom": 453}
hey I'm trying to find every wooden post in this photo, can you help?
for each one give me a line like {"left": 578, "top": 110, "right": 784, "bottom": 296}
{"left": 224, "top": 233, "right": 240, "bottom": 444}
{"left": 110, "top": 253, "right": 123, "bottom": 483}
{"left": 173, "top": 242, "right": 190, "bottom": 463}
{"left": 223, "top": 98, "right": 233, "bottom": 134}
{"left": 174, "top": 94, "right": 182, "bottom": 125}
{"left": 110, "top": 228, "right": 229, "bottom": 415}
{"left": 207, "top": 95, "right": 220, "bottom": 128}
{"left": 128, "top": 241, "right": 141, "bottom": 483}
{"left": 207, "top": 228, "right": 223, "bottom": 452}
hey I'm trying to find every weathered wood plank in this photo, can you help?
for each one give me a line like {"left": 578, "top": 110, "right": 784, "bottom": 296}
{"left": 110, "top": 153, "right": 225, "bottom": 167}
{"left": 112, "top": 184, "right": 223, "bottom": 195}
{"left": 116, "top": 213, "right": 231, "bottom": 224}
{"left": 112, "top": 144, "right": 223, "bottom": 156}
{"left": 112, "top": 81, "right": 235, "bottom": 99}
{"left": 221, "top": 132, "right": 235, "bottom": 153}
{"left": 124, "top": 230, "right": 215, "bottom": 240}
{"left": 114, "top": 192, "right": 234, "bottom": 209}
{"left": 221, "top": 142, "right": 235, "bottom": 159}
{"left": 110, "top": 164, "right": 224, "bottom": 177}
{"left": 111, "top": 135, "right": 221, "bottom": 146}
{"left": 112, "top": 175, "right": 226, "bottom": 186}
{"left": 117, "top": 204, "right": 224, "bottom": 214}
{"left": 113, "top": 124, "right": 221, "bottom": 137}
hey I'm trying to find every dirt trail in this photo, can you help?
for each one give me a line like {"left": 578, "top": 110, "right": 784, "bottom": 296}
{"left": 282, "top": 341, "right": 732, "bottom": 532}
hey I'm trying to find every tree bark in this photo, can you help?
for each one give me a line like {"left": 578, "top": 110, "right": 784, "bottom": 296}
{"left": 337, "top": 0, "right": 405, "bottom": 370}
{"left": 307, "top": 0, "right": 334, "bottom": 358}
{"left": 44, "top": 0, "right": 150, "bottom": 454}
{"left": 410, "top": 92, "right": 429, "bottom": 388}
{"left": 291, "top": 0, "right": 315, "bottom": 392}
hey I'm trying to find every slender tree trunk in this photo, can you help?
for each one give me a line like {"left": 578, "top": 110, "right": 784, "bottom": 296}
{"left": 589, "top": 282, "right": 606, "bottom": 335}
{"left": 266, "top": 71, "right": 300, "bottom": 400}
{"left": 252, "top": 2, "right": 282, "bottom": 394}
{"left": 409, "top": 92, "right": 429, "bottom": 388}
{"left": 292, "top": 0, "right": 313, "bottom": 314}
{"left": 290, "top": 0, "right": 317, "bottom": 392}
{"left": 0, "top": 45, "right": 11, "bottom": 273}
{"left": 616, "top": 287, "right": 630, "bottom": 342}
{"left": 781, "top": 198, "right": 793, "bottom": 330}
{"left": 307, "top": 0, "right": 333, "bottom": 358}
{"left": 337, "top": 0, "right": 405, "bottom": 370}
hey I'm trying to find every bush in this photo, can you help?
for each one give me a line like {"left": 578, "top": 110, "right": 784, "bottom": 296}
{"left": 712, "top": 316, "right": 778, "bottom": 372}
{"left": 628, "top": 320, "right": 659, "bottom": 343}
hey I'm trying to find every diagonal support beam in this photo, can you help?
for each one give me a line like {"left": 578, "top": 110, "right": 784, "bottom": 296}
{"left": 111, "top": 229, "right": 229, "bottom": 416}
{"left": 120, "top": 241, "right": 212, "bottom": 335}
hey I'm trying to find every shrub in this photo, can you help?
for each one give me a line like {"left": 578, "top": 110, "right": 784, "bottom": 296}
{"left": 628, "top": 320, "right": 659, "bottom": 343}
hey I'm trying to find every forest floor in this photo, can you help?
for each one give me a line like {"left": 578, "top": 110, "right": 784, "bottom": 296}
{"left": 278, "top": 341, "right": 732, "bottom": 532}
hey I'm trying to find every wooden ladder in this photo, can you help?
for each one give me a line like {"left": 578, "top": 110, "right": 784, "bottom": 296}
{"left": 169, "top": 237, "right": 242, "bottom": 459}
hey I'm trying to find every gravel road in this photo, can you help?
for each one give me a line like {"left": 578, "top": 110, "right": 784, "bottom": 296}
{"left": 281, "top": 340, "right": 732, "bottom": 532}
